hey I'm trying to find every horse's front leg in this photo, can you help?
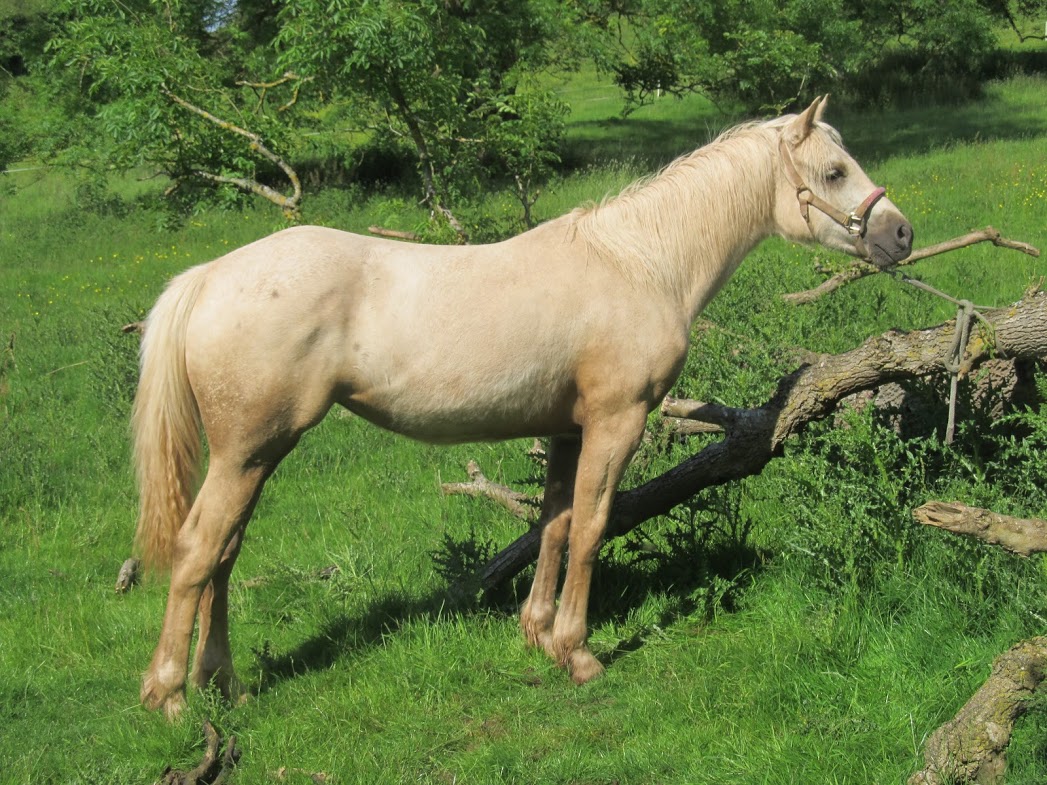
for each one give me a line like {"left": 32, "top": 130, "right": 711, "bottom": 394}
{"left": 520, "top": 435, "right": 581, "bottom": 655}
{"left": 551, "top": 406, "right": 647, "bottom": 684}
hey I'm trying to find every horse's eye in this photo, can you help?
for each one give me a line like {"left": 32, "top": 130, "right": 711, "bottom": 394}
{"left": 826, "top": 167, "right": 846, "bottom": 182}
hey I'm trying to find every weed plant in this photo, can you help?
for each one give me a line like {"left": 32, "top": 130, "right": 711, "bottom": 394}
{"left": 0, "top": 74, "right": 1045, "bottom": 784}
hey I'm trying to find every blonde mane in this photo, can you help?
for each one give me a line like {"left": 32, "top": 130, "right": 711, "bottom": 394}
{"left": 565, "top": 117, "right": 839, "bottom": 300}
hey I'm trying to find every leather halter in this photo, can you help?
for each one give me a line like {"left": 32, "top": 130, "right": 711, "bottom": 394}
{"left": 778, "top": 137, "right": 886, "bottom": 256}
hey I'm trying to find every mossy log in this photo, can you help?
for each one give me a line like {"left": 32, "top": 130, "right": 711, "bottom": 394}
{"left": 908, "top": 637, "right": 1047, "bottom": 785}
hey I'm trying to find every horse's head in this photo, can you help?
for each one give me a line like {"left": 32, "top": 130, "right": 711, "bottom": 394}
{"left": 773, "top": 96, "right": 913, "bottom": 269}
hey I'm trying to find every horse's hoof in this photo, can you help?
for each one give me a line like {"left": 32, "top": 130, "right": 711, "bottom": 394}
{"left": 568, "top": 649, "right": 605, "bottom": 685}
{"left": 142, "top": 675, "right": 187, "bottom": 721}
{"left": 519, "top": 607, "right": 554, "bottom": 654}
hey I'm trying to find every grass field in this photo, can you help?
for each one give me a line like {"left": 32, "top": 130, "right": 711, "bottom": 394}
{"left": 1, "top": 72, "right": 1046, "bottom": 784}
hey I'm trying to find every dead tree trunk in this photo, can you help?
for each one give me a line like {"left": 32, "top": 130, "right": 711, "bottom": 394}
{"left": 479, "top": 287, "right": 1047, "bottom": 592}
{"left": 909, "top": 502, "right": 1047, "bottom": 785}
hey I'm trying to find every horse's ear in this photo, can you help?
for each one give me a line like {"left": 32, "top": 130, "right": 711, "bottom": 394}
{"left": 787, "top": 95, "right": 828, "bottom": 144}
{"left": 814, "top": 94, "right": 829, "bottom": 123}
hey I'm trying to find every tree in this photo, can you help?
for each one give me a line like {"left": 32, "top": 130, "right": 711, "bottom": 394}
{"left": 577, "top": 0, "right": 1047, "bottom": 113}
{"left": 50, "top": 0, "right": 311, "bottom": 217}
{"left": 0, "top": 0, "right": 71, "bottom": 170}
{"left": 276, "top": 0, "right": 569, "bottom": 237}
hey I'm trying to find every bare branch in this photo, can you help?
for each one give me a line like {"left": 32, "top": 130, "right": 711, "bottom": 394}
{"left": 912, "top": 501, "right": 1047, "bottom": 557}
{"left": 115, "top": 558, "right": 141, "bottom": 593}
{"left": 783, "top": 227, "right": 1040, "bottom": 305}
{"left": 368, "top": 226, "right": 422, "bottom": 242}
{"left": 162, "top": 89, "right": 302, "bottom": 220}
{"left": 234, "top": 72, "right": 312, "bottom": 114}
{"left": 442, "top": 461, "right": 540, "bottom": 521}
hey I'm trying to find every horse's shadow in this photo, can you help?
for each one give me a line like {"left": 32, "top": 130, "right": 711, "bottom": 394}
{"left": 250, "top": 588, "right": 455, "bottom": 696}
{"left": 251, "top": 522, "right": 763, "bottom": 694}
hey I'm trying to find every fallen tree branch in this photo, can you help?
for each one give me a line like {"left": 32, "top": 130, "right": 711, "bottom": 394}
{"left": 908, "top": 636, "right": 1047, "bottom": 785}
{"left": 907, "top": 500, "right": 1047, "bottom": 783}
{"left": 442, "top": 461, "right": 540, "bottom": 521}
{"left": 368, "top": 225, "right": 422, "bottom": 242}
{"left": 479, "top": 288, "right": 1047, "bottom": 591}
{"left": 783, "top": 227, "right": 1040, "bottom": 305}
{"left": 115, "top": 557, "right": 140, "bottom": 593}
{"left": 159, "top": 719, "right": 240, "bottom": 785}
{"left": 913, "top": 501, "right": 1047, "bottom": 557}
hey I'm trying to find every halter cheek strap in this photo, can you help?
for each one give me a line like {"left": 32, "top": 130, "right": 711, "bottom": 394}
{"left": 779, "top": 137, "right": 887, "bottom": 253}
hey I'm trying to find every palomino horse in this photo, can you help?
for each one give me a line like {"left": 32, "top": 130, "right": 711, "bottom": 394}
{"left": 133, "top": 96, "right": 912, "bottom": 718}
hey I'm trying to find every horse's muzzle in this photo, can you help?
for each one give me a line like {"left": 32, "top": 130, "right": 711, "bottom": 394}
{"left": 864, "top": 219, "right": 914, "bottom": 270}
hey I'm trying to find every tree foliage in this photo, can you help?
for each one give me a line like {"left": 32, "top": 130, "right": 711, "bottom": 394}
{"left": 577, "top": 0, "right": 1046, "bottom": 113}
{"left": 7, "top": 0, "right": 1044, "bottom": 217}
{"left": 50, "top": 0, "right": 309, "bottom": 214}
{"left": 276, "top": 0, "right": 569, "bottom": 235}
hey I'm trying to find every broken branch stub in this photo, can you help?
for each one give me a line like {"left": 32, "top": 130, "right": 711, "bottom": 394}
{"left": 913, "top": 501, "right": 1047, "bottom": 557}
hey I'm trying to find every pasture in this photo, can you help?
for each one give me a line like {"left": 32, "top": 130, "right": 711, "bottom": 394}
{"left": 1, "top": 74, "right": 1046, "bottom": 784}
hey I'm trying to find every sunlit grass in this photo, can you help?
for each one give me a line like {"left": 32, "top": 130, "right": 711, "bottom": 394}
{"left": 0, "top": 73, "right": 1045, "bottom": 784}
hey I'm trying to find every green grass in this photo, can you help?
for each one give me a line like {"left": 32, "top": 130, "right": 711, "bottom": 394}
{"left": 1, "top": 73, "right": 1046, "bottom": 784}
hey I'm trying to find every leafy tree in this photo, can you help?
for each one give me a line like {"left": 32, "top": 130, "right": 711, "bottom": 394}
{"left": 0, "top": 0, "right": 69, "bottom": 170}
{"left": 50, "top": 0, "right": 311, "bottom": 217}
{"left": 276, "top": 0, "right": 569, "bottom": 237}
{"left": 578, "top": 0, "right": 1047, "bottom": 113}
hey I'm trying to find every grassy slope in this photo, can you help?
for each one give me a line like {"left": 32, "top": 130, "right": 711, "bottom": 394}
{"left": 1, "top": 74, "right": 1045, "bottom": 784}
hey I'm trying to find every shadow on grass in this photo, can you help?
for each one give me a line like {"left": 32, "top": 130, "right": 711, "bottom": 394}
{"left": 251, "top": 587, "right": 456, "bottom": 696}
{"left": 562, "top": 75, "right": 1047, "bottom": 172}
{"left": 250, "top": 520, "right": 764, "bottom": 694}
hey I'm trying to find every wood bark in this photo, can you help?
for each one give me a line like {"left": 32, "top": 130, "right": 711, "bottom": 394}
{"left": 368, "top": 226, "right": 422, "bottom": 242}
{"left": 913, "top": 502, "right": 1047, "bottom": 557}
{"left": 783, "top": 227, "right": 1040, "bottom": 305}
{"left": 479, "top": 287, "right": 1047, "bottom": 592}
{"left": 158, "top": 720, "right": 240, "bottom": 785}
{"left": 908, "top": 636, "right": 1047, "bottom": 785}
{"left": 441, "top": 461, "right": 541, "bottom": 520}
{"left": 115, "top": 557, "right": 140, "bottom": 593}
{"left": 907, "top": 500, "right": 1047, "bottom": 784}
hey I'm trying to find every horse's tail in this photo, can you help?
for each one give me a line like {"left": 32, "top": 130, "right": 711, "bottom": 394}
{"left": 132, "top": 263, "right": 209, "bottom": 573}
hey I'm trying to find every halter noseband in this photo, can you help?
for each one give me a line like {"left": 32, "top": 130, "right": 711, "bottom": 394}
{"left": 778, "top": 137, "right": 886, "bottom": 256}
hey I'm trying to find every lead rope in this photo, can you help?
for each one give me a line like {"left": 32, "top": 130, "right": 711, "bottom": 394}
{"left": 888, "top": 272, "right": 995, "bottom": 444}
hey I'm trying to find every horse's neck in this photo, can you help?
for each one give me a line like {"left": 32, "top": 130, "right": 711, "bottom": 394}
{"left": 587, "top": 134, "right": 778, "bottom": 323}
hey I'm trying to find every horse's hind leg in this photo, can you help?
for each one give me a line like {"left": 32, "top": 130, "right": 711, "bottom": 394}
{"left": 520, "top": 435, "right": 581, "bottom": 655}
{"left": 141, "top": 459, "right": 273, "bottom": 720}
{"left": 190, "top": 525, "right": 247, "bottom": 702}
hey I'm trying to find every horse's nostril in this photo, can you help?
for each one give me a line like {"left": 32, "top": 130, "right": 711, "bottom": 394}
{"left": 898, "top": 223, "right": 913, "bottom": 248}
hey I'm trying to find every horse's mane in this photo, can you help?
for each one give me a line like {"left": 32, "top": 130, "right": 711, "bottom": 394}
{"left": 564, "top": 116, "right": 842, "bottom": 300}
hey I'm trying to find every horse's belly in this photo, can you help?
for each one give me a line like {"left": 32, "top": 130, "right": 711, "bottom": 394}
{"left": 342, "top": 365, "right": 579, "bottom": 444}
